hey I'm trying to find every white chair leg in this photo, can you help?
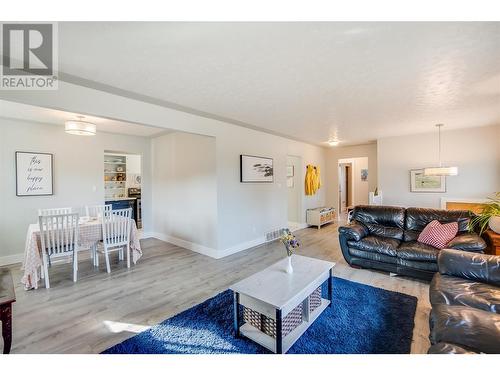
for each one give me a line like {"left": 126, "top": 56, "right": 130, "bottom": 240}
{"left": 42, "top": 252, "right": 50, "bottom": 289}
{"left": 92, "top": 244, "right": 97, "bottom": 267}
{"left": 73, "top": 251, "right": 78, "bottom": 282}
{"left": 126, "top": 243, "right": 131, "bottom": 269}
{"left": 104, "top": 246, "right": 111, "bottom": 273}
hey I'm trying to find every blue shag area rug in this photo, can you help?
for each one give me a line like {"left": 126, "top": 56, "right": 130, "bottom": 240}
{"left": 103, "top": 277, "right": 417, "bottom": 354}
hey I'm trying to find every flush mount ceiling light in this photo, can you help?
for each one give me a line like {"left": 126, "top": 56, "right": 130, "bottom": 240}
{"left": 65, "top": 116, "right": 96, "bottom": 136}
{"left": 328, "top": 139, "right": 340, "bottom": 147}
{"left": 423, "top": 124, "right": 458, "bottom": 176}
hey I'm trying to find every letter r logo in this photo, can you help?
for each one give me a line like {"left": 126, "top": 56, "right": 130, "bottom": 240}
{"left": 2, "top": 23, "right": 53, "bottom": 75}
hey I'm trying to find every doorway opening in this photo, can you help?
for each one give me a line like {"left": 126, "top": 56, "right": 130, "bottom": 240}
{"left": 287, "top": 155, "right": 302, "bottom": 231}
{"left": 104, "top": 151, "right": 143, "bottom": 230}
{"left": 338, "top": 157, "right": 369, "bottom": 221}
{"left": 338, "top": 162, "right": 352, "bottom": 220}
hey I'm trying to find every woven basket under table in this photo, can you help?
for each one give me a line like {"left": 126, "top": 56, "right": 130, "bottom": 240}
{"left": 243, "top": 286, "right": 322, "bottom": 338}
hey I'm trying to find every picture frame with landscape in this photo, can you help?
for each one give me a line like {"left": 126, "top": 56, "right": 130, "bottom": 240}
{"left": 409, "top": 169, "right": 446, "bottom": 193}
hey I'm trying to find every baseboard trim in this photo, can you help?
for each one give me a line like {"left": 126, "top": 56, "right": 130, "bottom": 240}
{"left": 149, "top": 232, "right": 219, "bottom": 258}
{"left": 148, "top": 232, "right": 270, "bottom": 260}
{"left": 290, "top": 222, "right": 309, "bottom": 232}
{"left": 0, "top": 253, "right": 24, "bottom": 266}
{"left": 218, "top": 236, "right": 267, "bottom": 259}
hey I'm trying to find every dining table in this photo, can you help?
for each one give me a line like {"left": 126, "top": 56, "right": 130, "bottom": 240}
{"left": 21, "top": 216, "right": 142, "bottom": 290}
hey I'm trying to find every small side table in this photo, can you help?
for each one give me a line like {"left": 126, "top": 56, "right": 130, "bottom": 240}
{"left": 483, "top": 230, "right": 500, "bottom": 256}
{"left": 0, "top": 269, "right": 15, "bottom": 354}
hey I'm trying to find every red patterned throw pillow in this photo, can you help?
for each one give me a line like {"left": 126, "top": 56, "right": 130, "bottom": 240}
{"left": 417, "top": 220, "right": 458, "bottom": 249}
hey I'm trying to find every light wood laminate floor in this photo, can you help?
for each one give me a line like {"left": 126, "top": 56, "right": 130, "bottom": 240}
{"left": 2, "top": 223, "right": 431, "bottom": 354}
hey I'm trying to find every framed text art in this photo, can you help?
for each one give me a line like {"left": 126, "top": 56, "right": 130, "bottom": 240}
{"left": 16, "top": 151, "right": 54, "bottom": 196}
{"left": 409, "top": 169, "right": 445, "bottom": 193}
{"left": 240, "top": 155, "right": 274, "bottom": 183}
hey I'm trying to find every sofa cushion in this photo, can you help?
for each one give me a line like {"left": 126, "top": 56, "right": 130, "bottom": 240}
{"left": 403, "top": 229, "right": 420, "bottom": 242}
{"left": 351, "top": 205, "right": 405, "bottom": 229}
{"left": 348, "top": 248, "right": 398, "bottom": 264}
{"left": 417, "top": 220, "right": 458, "bottom": 249}
{"left": 347, "top": 235, "right": 400, "bottom": 257}
{"left": 397, "top": 241, "right": 439, "bottom": 262}
{"left": 338, "top": 220, "right": 369, "bottom": 241}
{"left": 430, "top": 273, "right": 500, "bottom": 314}
{"left": 429, "top": 304, "right": 500, "bottom": 353}
{"left": 438, "top": 249, "right": 500, "bottom": 287}
{"left": 405, "top": 207, "right": 470, "bottom": 233}
{"left": 364, "top": 223, "right": 404, "bottom": 240}
{"left": 397, "top": 258, "right": 438, "bottom": 272}
{"left": 446, "top": 233, "right": 486, "bottom": 252}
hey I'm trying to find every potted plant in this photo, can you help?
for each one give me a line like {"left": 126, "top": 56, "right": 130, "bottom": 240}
{"left": 280, "top": 228, "right": 300, "bottom": 274}
{"left": 469, "top": 192, "right": 500, "bottom": 235}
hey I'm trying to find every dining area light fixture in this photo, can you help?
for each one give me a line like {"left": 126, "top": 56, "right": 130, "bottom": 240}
{"left": 423, "top": 124, "right": 458, "bottom": 176}
{"left": 328, "top": 139, "right": 340, "bottom": 147}
{"left": 65, "top": 116, "right": 96, "bottom": 136}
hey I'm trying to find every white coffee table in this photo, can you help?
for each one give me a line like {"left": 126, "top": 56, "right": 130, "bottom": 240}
{"left": 231, "top": 254, "right": 335, "bottom": 354}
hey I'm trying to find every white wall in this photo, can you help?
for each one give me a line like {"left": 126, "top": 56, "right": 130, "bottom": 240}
{"left": 125, "top": 154, "right": 142, "bottom": 189}
{"left": 151, "top": 132, "right": 218, "bottom": 254}
{"left": 325, "top": 143, "right": 378, "bottom": 214}
{"left": 287, "top": 155, "right": 301, "bottom": 223}
{"left": 0, "top": 118, "right": 152, "bottom": 262}
{"left": 215, "top": 127, "right": 326, "bottom": 256}
{"left": 378, "top": 124, "right": 500, "bottom": 208}
{"left": 0, "top": 81, "right": 327, "bottom": 259}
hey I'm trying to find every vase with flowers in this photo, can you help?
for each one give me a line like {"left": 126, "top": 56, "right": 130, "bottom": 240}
{"left": 280, "top": 228, "right": 300, "bottom": 274}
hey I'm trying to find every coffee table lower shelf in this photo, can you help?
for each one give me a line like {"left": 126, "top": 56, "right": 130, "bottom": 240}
{"left": 239, "top": 298, "right": 330, "bottom": 353}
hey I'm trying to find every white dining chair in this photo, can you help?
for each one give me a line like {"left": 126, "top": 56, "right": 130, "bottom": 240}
{"left": 85, "top": 204, "right": 112, "bottom": 218}
{"left": 38, "top": 207, "right": 72, "bottom": 216}
{"left": 96, "top": 208, "right": 132, "bottom": 273}
{"left": 38, "top": 213, "right": 80, "bottom": 288}
{"left": 83, "top": 204, "right": 112, "bottom": 267}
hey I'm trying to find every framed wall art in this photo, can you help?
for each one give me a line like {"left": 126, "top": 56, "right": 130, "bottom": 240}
{"left": 240, "top": 155, "right": 274, "bottom": 183}
{"left": 16, "top": 151, "right": 54, "bottom": 196}
{"left": 410, "top": 169, "right": 445, "bottom": 193}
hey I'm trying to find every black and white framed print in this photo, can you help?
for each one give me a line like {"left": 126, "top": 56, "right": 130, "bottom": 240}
{"left": 240, "top": 155, "right": 274, "bottom": 183}
{"left": 16, "top": 151, "right": 54, "bottom": 196}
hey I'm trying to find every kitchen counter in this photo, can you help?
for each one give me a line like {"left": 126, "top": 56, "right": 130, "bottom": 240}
{"left": 105, "top": 197, "right": 136, "bottom": 201}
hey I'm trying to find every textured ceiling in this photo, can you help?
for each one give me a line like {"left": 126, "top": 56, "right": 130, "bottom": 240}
{"left": 56, "top": 22, "right": 500, "bottom": 145}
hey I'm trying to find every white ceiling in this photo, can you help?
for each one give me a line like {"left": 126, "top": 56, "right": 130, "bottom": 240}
{"left": 44, "top": 23, "right": 500, "bottom": 144}
{"left": 0, "top": 100, "right": 168, "bottom": 137}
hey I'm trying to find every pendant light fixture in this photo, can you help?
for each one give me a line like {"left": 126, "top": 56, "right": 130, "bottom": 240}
{"left": 65, "top": 116, "right": 96, "bottom": 136}
{"left": 423, "top": 124, "right": 458, "bottom": 176}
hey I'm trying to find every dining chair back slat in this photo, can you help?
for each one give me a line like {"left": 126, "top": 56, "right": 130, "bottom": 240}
{"left": 38, "top": 213, "right": 80, "bottom": 288}
{"left": 38, "top": 207, "right": 72, "bottom": 216}
{"left": 102, "top": 208, "right": 131, "bottom": 247}
{"left": 85, "top": 204, "right": 112, "bottom": 218}
{"left": 39, "top": 213, "right": 79, "bottom": 256}
{"left": 98, "top": 208, "right": 132, "bottom": 273}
